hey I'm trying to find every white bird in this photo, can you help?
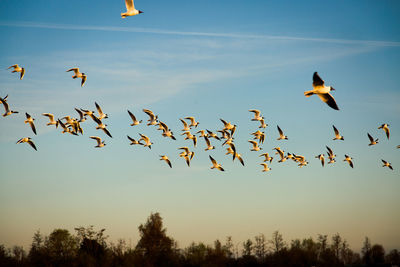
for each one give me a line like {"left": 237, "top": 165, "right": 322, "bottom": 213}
{"left": 273, "top": 147, "right": 287, "bottom": 163}
{"left": 74, "top": 108, "right": 86, "bottom": 123}
{"left": 121, "top": 0, "right": 143, "bottom": 18}
{"left": 24, "top": 113, "right": 37, "bottom": 135}
{"left": 143, "top": 109, "right": 158, "bottom": 126}
{"left": 326, "top": 146, "right": 336, "bottom": 164}
{"left": 90, "top": 136, "right": 106, "bottom": 148}
{"left": 139, "top": 133, "right": 152, "bottom": 149}
{"left": 57, "top": 119, "right": 77, "bottom": 135}
{"left": 92, "top": 116, "right": 112, "bottom": 138}
{"left": 127, "top": 110, "right": 142, "bottom": 126}
{"left": 203, "top": 136, "right": 215, "bottom": 151}
{"left": 304, "top": 72, "right": 339, "bottom": 110}
{"left": 42, "top": 113, "right": 58, "bottom": 127}
{"left": 185, "top": 116, "right": 200, "bottom": 128}
{"left": 127, "top": 135, "right": 143, "bottom": 146}
{"left": 16, "top": 137, "right": 37, "bottom": 151}
{"left": 332, "top": 125, "right": 344, "bottom": 140}
{"left": 209, "top": 156, "right": 224, "bottom": 171}
{"left": 260, "top": 163, "right": 271, "bottom": 172}
{"left": 180, "top": 118, "right": 190, "bottom": 131}
{"left": 367, "top": 133, "right": 378, "bottom": 146}
{"left": 277, "top": 125, "right": 288, "bottom": 140}
{"left": 381, "top": 159, "right": 393, "bottom": 170}
{"left": 343, "top": 155, "right": 354, "bottom": 168}
{"left": 95, "top": 102, "right": 108, "bottom": 120}
{"left": 206, "top": 130, "right": 220, "bottom": 141}
{"left": 258, "top": 118, "right": 268, "bottom": 129}
{"left": 249, "top": 109, "right": 263, "bottom": 121}
{"left": 0, "top": 96, "right": 18, "bottom": 117}
{"left": 8, "top": 64, "right": 25, "bottom": 80}
{"left": 160, "top": 155, "right": 172, "bottom": 168}
{"left": 220, "top": 119, "right": 235, "bottom": 131}
{"left": 178, "top": 147, "right": 194, "bottom": 167}
{"left": 260, "top": 153, "right": 273, "bottom": 163}
{"left": 378, "top": 123, "right": 390, "bottom": 140}
{"left": 248, "top": 140, "right": 262, "bottom": 151}
{"left": 66, "top": 68, "right": 87, "bottom": 87}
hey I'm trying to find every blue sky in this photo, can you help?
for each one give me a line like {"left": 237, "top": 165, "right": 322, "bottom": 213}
{"left": 0, "top": 0, "right": 399, "bottom": 251}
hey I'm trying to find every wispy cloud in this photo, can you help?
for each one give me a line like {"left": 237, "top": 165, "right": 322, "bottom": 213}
{"left": 1, "top": 21, "right": 400, "bottom": 47}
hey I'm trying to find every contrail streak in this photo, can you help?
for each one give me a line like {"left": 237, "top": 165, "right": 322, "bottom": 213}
{"left": 1, "top": 21, "right": 400, "bottom": 47}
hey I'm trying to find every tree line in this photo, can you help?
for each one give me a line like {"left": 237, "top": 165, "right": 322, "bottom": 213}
{"left": 1, "top": 212, "right": 399, "bottom": 267}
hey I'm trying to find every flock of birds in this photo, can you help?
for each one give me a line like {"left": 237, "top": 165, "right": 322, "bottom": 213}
{"left": 1, "top": 65, "right": 398, "bottom": 172}
{"left": 1, "top": 1, "right": 398, "bottom": 173}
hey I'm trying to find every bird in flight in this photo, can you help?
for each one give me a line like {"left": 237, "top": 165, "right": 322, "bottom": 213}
{"left": 367, "top": 133, "right": 378, "bottom": 146}
{"left": 127, "top": 110, "right": 142, "bottom": 126}
{"left": 381, "top": 159, "right": 393, "bottom": 170}
{"left": 260, "top": 163, "right": 271, "bottom": 172}
{"left": 209, "top": 156, "right": 224, "bottom": 171}
{"left": 378, "top": 123, "right": 390, "bottom": 140}
{"left": 24, "top": 113, "right": 37, "bottom": 135}
{"left": 16, "top": 137, "right": 37, "bottom": 151}
{"left": 304, "top": 72, "right": 339, "bottom": 110}
{"left": 0, "top": 96, "right": 18, "bottom": 117}
{"left": 121, "top": 0, "right": 143, "bottom": 18}
{"left": 8, "top": 64, "right": 25, "bottom": 80}
{"left": 332, "top": 125, "right": 344, "bottom": 140}
{"left": 160, "top": 155, "right": 172, "bottom": 168}
{"left": 343, "top": 155, "right": 354, "bottom": 168}
{"left": 90, "top": 136, "right": 106, "bottom": 148}
{"left": 66, "top": 68, "right": 87, "bottom": 87}
{"left": 42, "top": 113, "right": 59, "bottom": 127}
{"left": 277, "top": 125, "right": 288, "bottom": 140}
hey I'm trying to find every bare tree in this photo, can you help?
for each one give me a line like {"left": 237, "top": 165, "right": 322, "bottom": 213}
{"left": 269, "top": 230, "right": 286, "bottom": 253}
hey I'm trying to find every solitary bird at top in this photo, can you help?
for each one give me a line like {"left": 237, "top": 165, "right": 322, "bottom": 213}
{"left": 8, "top": 64, "right": 25, "bottom": 80}
{"left": 304, "top": 72, "right": 339, "bottom": 110}
{"left": 66, "top": 68, "right": 87, "bottom": 87}
{"left": 121, "top": 0, "right": 143, "bottom": 18}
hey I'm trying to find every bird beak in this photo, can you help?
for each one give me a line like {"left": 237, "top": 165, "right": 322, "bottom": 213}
{"left": 139, "top": 10, "right": 143, "bottom": 13}
{"left": 331, "top": 87, "right": 336, "bottom": 91}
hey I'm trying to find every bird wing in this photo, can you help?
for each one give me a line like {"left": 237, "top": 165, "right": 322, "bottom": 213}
{"left": 326, "top": 146, "right": 333, "bottom": 156}
{"left": 277, "top": 125, "right": 283, "bottom": 136}
{"left": 384, "top": 127, "right": 390, "bottom": 139}
{"left": 166, "top": 159, "right": 172, "bottom": 168}
{"left": 127, "top": 110, "right": 137, "bottom": 122}
{"left": 333, "top": 125, "right": 339, "bottom": 136}
{"left": 20, "top": 68, "right": 25, "bottom": 80}
{"left": 313, "top": 72, "right": 325, "bottom": 87}
{"left": 95, "top": 102, "right": 104, "bottom": 116}
{"left": 142, "top": 109, "right": 154, "bottom": 116}
{"left": 125, "top": 0, "right": 135, "bottom": 11}
{"left": 8, "top": 64, "right": 18, "bottom": 69}
{"left": 30, "top": 121, "right": 37, "bottom": 135}
{"left": 90, "top": 136, "right": 102, "bottom": 145}
{"left": 367, "top": 133, "right": 374, "bottom": 142}
{"left": 27, "top": 140, "right": 37, "bottom": 151}
{"left": 317, "top": 93, "right": 339, "bottom": 110}
{"left": 204, "top": 136, "right": 211, "bottom": 146}
{"left": 220, "top": 119, "right": 228, "bottom": 126}
{"left": 102, "top": 128, "right": 112, "bottom": 138}
{"left": 81, "top": 75, "right": 87, "bottom": 87}
{"left": 66, "top": 68, "right": 79, "bottom": 74}
{"left": 209, "top": 155, "right": 217, "bottom": 165}
{"left": 42, "top": 113, "right": 54, "bottom": 120}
